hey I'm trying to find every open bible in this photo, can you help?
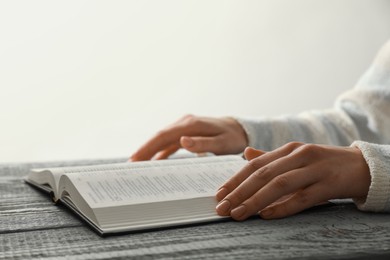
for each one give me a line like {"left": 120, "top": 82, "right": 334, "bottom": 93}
{"left": 25, "top": 155, "right": 246, "bottom": 236}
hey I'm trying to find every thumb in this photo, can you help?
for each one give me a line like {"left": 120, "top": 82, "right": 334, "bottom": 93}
{"left": 180, "top": 136, "right": 223, "bottom": 154}
{"left": 244, "top": 147, "right": 266, "bottom": 160}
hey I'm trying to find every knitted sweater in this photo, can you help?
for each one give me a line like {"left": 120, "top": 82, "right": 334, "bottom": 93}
{"left": 236, "top": 40, "right": 390, "bottom": 212}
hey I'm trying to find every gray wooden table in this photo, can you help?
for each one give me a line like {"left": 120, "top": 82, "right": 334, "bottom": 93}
{"left": 1, "top": 158, "right": 390, "bottom": 259}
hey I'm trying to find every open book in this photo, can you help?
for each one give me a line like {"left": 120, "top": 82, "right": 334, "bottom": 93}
{"left": 25, "top": 155, "right": 246, "bottom": 236}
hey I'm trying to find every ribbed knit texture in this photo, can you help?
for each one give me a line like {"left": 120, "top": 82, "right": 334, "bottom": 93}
{"left": 351, "top": 141, "right": 390, "bottom": 211}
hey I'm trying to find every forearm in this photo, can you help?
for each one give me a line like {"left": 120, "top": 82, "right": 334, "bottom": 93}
{"left": 235, "top": 108, "right": 359, "bottom": 151}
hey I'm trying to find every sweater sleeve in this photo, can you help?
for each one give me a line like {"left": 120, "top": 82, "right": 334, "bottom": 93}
{"left": 351, "top": 141, "right": 390, "bottom": 212}
{"left": 236, "top": 40, "right": 390, "bottom": 150}
{"left": 235, "top": 39, "right": 390, "bottom": 212}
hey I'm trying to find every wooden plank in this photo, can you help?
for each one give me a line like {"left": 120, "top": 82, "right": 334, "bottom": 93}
{"left": 1, "top": 160, "right": 390, "bottom": 259}
{"left": 0, "top": 159, "right": 124, "bottom": 233}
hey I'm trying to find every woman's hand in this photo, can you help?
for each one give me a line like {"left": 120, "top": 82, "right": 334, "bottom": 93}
{"left": 130, "top": 115, "right": 248, "bottom": 161}
{"left": 215, "top": 142, "right": 371, "bottom": 220}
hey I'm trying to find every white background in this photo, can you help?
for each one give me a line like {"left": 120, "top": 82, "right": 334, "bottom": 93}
{"left": 1, "top": 0, "right": 390, "bottom": 163}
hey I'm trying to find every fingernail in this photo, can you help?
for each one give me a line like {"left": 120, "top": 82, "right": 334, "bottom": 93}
{"left": 231, "top": 205, "right": 247, "bottom": 219}
{"left": 181, "top": 137, "right": 194, "bottom": 148}
{"left": 216, "top": 187, "right": 228, "bottom": 201}
{"left": 216, "top": 200, "right": 231, "bottom": 215}
{"left": 260, "top": 208, "right": 273, "bottom": 218}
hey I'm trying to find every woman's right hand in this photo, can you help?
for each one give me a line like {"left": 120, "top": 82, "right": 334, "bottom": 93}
{"left": 130, "top": 114, "right": 248, "bottom": 161}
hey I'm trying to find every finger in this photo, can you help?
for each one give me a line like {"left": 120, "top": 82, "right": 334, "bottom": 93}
{"left": 153, "top": 144, "right": 181, "bottom": 160}
{"left": 259, "top": 184, "right": 330, "bottom": 219}
{"left": 130, "top": 128, "right": 186, "bottom": 161}
{"left": 217, "top": 154, "right": 311, "bottom": 218}
{"left": 231, "top": 166, "right": 319, "bottom": 220}
{"left": 130, "top": 116, "right": 222, "bottom": 161}
{"left": 180, "top": 135, "right": 230, "bottom": 154}
{"left": 244, "top": 147, "right": 265, "bottom": 160}
{"left": 216, "top": 142, "right": 303, "bottom": 201}
{"left": 130, "top": 124, "right": 196, "bottom": 161}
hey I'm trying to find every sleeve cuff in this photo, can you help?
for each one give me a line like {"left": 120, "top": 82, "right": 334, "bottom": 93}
{"left": 351, "top": 141, "right": 390, "bottom": 212}
{"left": 234, "top": 116, "right": 275, "bottom": 151}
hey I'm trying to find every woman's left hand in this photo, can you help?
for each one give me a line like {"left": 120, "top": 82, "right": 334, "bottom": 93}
{"left": 215, "top": 142, "right": 371, "bottom": 220}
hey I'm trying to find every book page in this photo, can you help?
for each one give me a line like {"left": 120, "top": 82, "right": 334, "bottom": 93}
{"left": 27, "top": 168, "right": 69, "bottom": 198}
{"left": 63, "top": 156, "right": 246, "bottom": 208}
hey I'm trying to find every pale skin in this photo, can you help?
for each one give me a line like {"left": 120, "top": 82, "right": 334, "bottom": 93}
{"left": 130, "top": 115, "right": 371, "bottom": 220}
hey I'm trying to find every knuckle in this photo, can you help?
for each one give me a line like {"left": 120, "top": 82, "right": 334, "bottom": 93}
{"left": 271, "top": 175, "right": 290, "bottom": 190}
{"left": 225, "top": 178, "right": 241, "bottom": 192}
{"left": 183, "top": 114, "right": 197, "bottom": 123}
{"left": 175, "top": 114, "right": 197, "bottom": 127}
{"left": 229, "top": 190, "right": 246, "bottom": 204}
{"left": 182, "top": 114, "right": 195, "bottom": 121}
{"left": 247, "top": 158, "right": 262, "bottom": 171}
{"left": 251, "top": 166, "right": 272, "bottom": 183}
{"left": 295, "top": 190, "right": 310, "bottom": 205}
{"left": 182, "top": 114, "right": 203, "bottom": 129}
{"left": 285, "top": 141, "right": 304, "bottom": 150}
{"left": 295, "top": 143, "right": 319, "bottom": 157}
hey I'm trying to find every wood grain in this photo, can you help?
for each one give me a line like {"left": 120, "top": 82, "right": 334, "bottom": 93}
{"left": 1, "top": 159, "right": 390, "bottom": 259}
